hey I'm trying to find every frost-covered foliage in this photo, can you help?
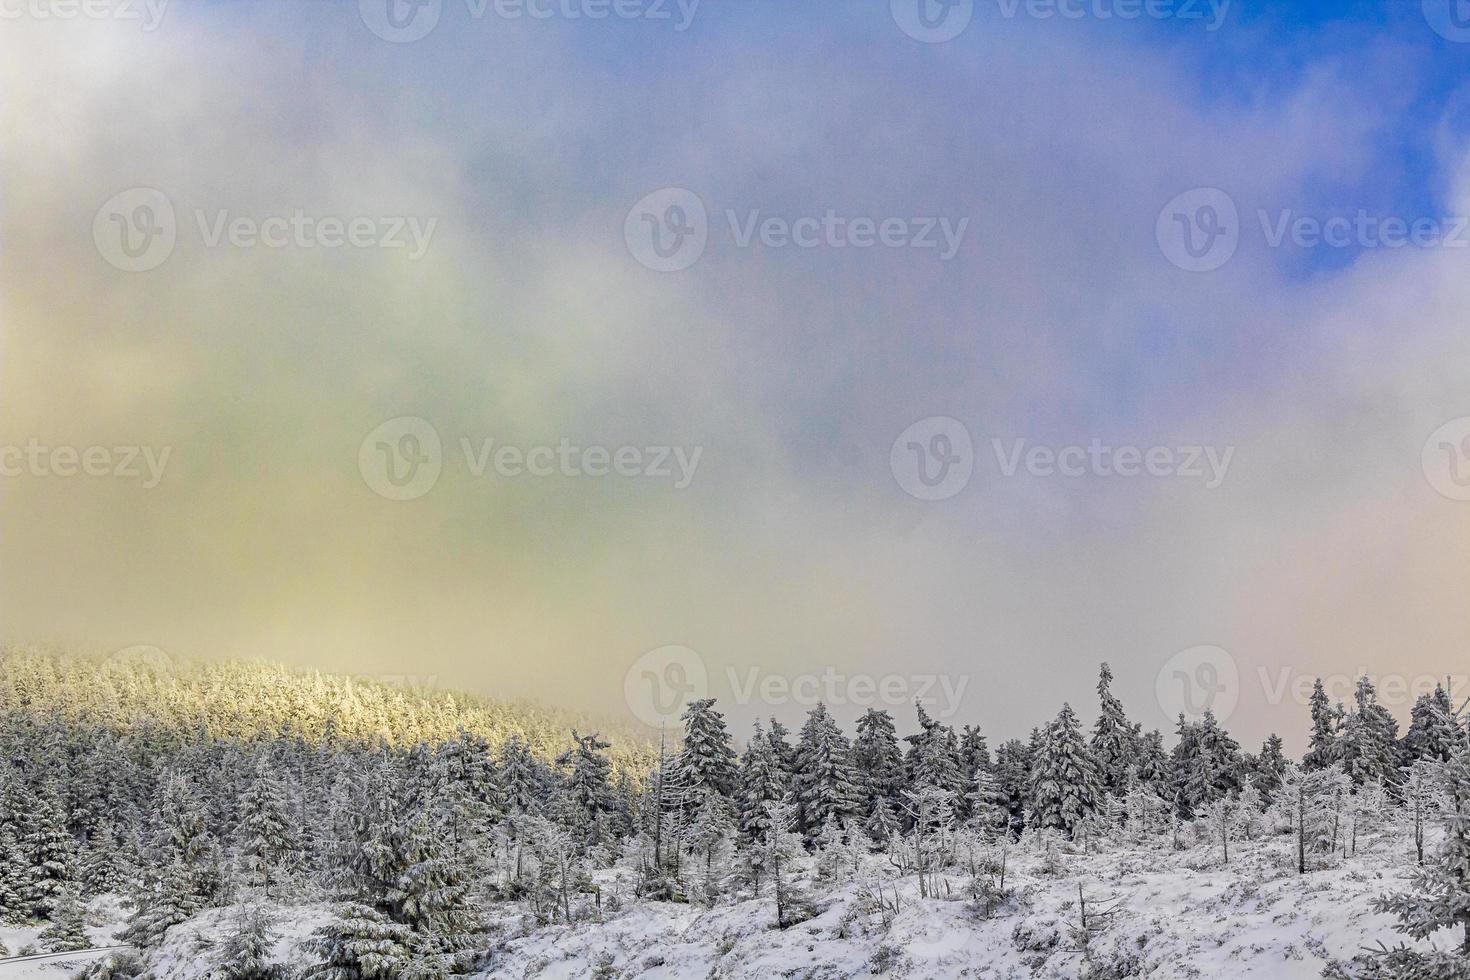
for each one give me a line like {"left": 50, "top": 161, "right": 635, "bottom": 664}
{"left": 0, "top": 649, "right": 1463, "bottom": 978}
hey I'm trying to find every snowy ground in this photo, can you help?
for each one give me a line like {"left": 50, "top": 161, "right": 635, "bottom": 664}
{"left": 482, "top": 836, "right": 1430, "bottom": 980}
{"left": 91, "top": 830, "right": 1464, "bottom": 978}
{"left": 0, "top": 897, "right": 131, "bottom": 978}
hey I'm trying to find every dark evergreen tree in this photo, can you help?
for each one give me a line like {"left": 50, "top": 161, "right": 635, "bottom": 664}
{"left": 676, "top": 700, "right": 738, "bottom": 800}
{"left": 850, "top": 709, "right": 903, "bottom": 819}
{"left": 791, "top": 703, "right": 859, "bottom": 841}
{"left": 1089, "top": 663, "right": 1138, "bottom": 797}
{"left": 1028, "top": 703, "right": 1100, "bottom": 838}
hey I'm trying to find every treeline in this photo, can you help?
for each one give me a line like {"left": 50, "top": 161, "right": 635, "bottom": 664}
{"left": 0, "top": 650, "right": 1464, "bottom": 978}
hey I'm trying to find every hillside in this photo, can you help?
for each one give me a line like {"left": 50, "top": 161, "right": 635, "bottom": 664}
{"left": 0, "top": 646, "right": 656, "bottom": 776}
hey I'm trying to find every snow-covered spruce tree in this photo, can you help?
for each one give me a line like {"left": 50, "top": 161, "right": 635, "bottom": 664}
{"left": 1341, "top": 677, "right": 1402, "bottom": 789}
{"left": 1194, "top": 792, "right": 1238, "bottom": 865}
{"left": 1124, "top": 779, "right": 1169, "bottom": 842}
{"left": 993, "top": 738, "right": 1034, "bottom": 837}
{"left": 304, "top": 904, "right": 415, "bottom": 980}
{"left": 555, "top": 730, "right": 616, "bottom": 847}
{"left": 1305, "top": 678, "right": 1343, "bottom": 770}
{"left": 683, "top": 791, "right": 735, "bottom": 905}
{"left": 1363, "top": 746, "right": 1470, "bottom": 975}
{"left": 1169, "top": 711, "right": 1242, "bottom": 819}
{"left": 1403, "top": 684, "right": 1465, "bottom": 765}
{"left": 1404, "top": 757, "right": 1445, "bottom": 866}
{"left": 1249, "top": 734, "right": 1287, "bottom": 803}
{"left": 735, "top": 721, "right": 786, "bottom": 844}
{"left": 791, "top": 702, "right": 860, "bottom": 842}
{"left": 1028, "top": 703, "right": 1100, "bottom": 839}
{"left": 851, "top": 709, "right": 903, "bottom": 824}
{"left": 392, "top": 809, "right": 482, "bottom": 970}
{"left": 901, "top": 784, "right": 958, "bottom": 897}
{"left": 497, "top": 737, "right": 546, "bottom": 818}
{"left": 1273, "top": 761, "right": 1347, "bottom": 874}
{"left": 760, "top": 801, "right": 811, "bottom": 929}
{"left": 120, "top": 859, "right": 200, "bottom": 949}
{"left": 676, "top": 699, "right": 739, "bottom": 801}
{"left": 0, "top": 796, "right": 29, "bottom": 923}
{"left": 210, "top": 903, "right": 287, "bottom": 980}
{"left": 22, "top": 779, "right": 76, "bottom": 920}
{"left": 1090, "top": 663, "right": 1138, "bottom": 798}
{"left": 956, "top": 724, "right": 992, "bottom": 823}
{"left": 37, "top": 883, "right": 88, "bottom": 952}
{"left": 966, "top": 766, "right": 1010, "bottom": 839}
{"left": 238, "top": 760, "right": 298, "bottom": 898}
{"left": 864, "top": 795, "right": 902, "bottom": 847}
{"left": 903, "top": 702, "right": 964, "bottom": 801}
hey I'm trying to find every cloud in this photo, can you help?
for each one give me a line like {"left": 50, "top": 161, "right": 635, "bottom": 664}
{"left": 1, "top": 5, "right": 1466, "bottom": 749}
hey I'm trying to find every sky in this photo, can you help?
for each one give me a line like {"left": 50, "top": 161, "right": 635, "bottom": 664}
{"left": 4, "top": 0, "right": 1470, "bottom": 753}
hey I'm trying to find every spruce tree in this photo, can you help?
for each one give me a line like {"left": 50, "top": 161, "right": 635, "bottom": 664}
{"left": 239, "top": 761, "right": 297, "bottom": 898}
{"left": 1341, "top": 677, "right": 1401, "bottom": 789}
{"left": 304, "top": 904, "right": 414, "bottom": 980}
{"left": 1090, "top": 663, "right": 1138, "bottom": 796}
{"left": 1304, "top": 679, "right": 1341, "bottom": 770}
{"left": 791, "top": 703, "right": 859, "bottom": 841}
{"left": 675, "top": 699, "right": 738, "bottom": 801}
{"left": 37, "top": 884, "right": 88, "bottom": 952}
{"left": 1028, "top": 703, "right": 1101, "bottom": 838}
{"left": 1370, "top": 747, "right": 1470, "bottom": 970}
{"left": 555, "top": 730, "right": 616, "bottom": 845}
{"left": 735, "top": 722, "right": 786, "bottom": 843}
{"left": 851, "top": 709, "right": 903, "bottom": 819}
{"left": 210, "top": 903, "right": 287, "bottom": 980}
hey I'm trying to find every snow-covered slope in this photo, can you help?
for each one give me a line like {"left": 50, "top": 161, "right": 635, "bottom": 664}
{"left": 132, "top": 829, "right": 1452, "bottom": 979}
